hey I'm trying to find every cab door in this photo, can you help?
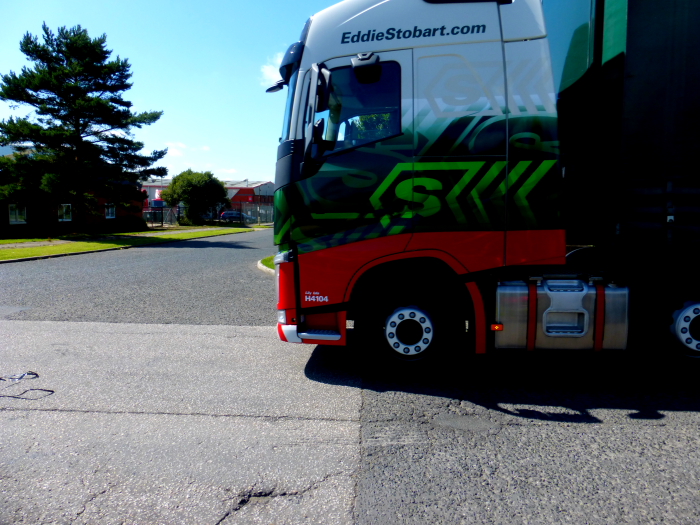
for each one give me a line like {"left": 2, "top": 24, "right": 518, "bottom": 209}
{"left": 502, "top": 38, "right": 564, "bottom": 266}
{"left": 407, "top": 41, "right": 508, "bottom": 272}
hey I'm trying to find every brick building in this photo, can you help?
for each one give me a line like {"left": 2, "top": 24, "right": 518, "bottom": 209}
{"left": 141, "top": 178, "right": 274, "bottom": 206}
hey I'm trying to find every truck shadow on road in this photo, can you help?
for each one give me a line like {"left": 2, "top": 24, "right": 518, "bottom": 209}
{"left": 304, "top": 343, "right": 700, "bottom": 423}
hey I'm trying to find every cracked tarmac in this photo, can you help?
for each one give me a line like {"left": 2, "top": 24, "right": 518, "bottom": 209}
{"left": 0, "top": 322, "right": 360, "bottom": 524}
{"left": 3, "top": 332, "right": 700, "bottom": 525}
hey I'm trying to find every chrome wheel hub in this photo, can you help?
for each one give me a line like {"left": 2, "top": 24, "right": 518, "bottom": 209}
{"left": 673, "top": 303, "right": 700, "bottom": 353}
{"left": 384, "top": 307, "right": 434, "bottom": 356}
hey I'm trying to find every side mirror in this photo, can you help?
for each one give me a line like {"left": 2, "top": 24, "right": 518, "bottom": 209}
{"left": 266, "top": 80, "right": 285, "bottom": 93}
{"left": 312, "top": 118, "right": 325, "bottom": 142}
{"left": 313, "top": 63, "right": 332, "bottom": 113}
{"left": 302, "top": 64, "right": 332, "bottom": 175}
{"left": 301, "top": 118, "right": 328, "bottom": 176}
{"left": 309, "top": 118, "right": 325, "bottom": 158}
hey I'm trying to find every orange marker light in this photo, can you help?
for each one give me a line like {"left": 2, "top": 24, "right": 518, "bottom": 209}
{"left": 491, "top": 324, "right": 504, "bottom": 331}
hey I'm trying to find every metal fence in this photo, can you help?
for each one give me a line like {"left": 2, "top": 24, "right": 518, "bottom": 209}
{"left": 239, "top": 203, "right": 274, "bottom": 224}
{"left": 143, "top": 203, "right": 273, "bottom": 227}
{"left": 210, "top": 203, "right": 273, "bottom": 225}
{"left": 143, "top": 207, "right": 179, "bottom": 227}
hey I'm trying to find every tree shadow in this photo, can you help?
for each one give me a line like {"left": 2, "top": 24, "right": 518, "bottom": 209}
{"left": 304, "top": 340, "right": 700, "bottom": 423}
{"left": 132, "top": 239, "right": 260, "bottom": 250}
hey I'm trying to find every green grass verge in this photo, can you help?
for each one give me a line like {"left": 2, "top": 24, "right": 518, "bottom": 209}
{"left": 261, "top": 255, "right": 275, "bottom": 270}
{"left": 0, "top": 238, "right": 51, "bottom": 245}
{"left": 0, "top": 228, "right": 247, "bottom": 261}
{"left": 0, "top": 225, "right": 246, "bottom": 244}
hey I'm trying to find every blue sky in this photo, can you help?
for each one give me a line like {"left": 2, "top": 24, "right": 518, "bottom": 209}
{"left": 0, "top": 0, "right": 335, "bottom": 182}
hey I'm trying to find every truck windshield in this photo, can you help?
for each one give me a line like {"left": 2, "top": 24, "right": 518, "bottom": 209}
{"left": 316, "top": 61, "right": 401, "bottom": 154}
{"left": 280, "top": 68, "right": 299, "bottom": 142}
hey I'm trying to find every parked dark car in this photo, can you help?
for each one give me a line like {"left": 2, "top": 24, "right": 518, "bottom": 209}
{"left": 221, "top": 210, "right": 254, "bottom": 223}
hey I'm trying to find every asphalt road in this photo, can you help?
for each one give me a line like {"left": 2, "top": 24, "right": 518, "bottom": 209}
{"left": 0, "top": 228, "right": 276, "bottom": 325}
{"left": 2, "top": 229, "right": 700, "bottom": 523}
{"left": 348, "top": 354, "right": 700, "bottom": 524}
{"left": 0, "top": 321, "right": 360, "bottom": 524}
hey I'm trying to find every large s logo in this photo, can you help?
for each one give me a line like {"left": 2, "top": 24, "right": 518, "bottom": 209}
{"left": 394, "top": 177, "right": 443, "bottom": 218}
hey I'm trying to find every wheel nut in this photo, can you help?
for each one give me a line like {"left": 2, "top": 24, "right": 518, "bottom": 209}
{"left": 686, "top": 338, "right": 693, "bottom": 344}
{"left": 419, "top": 317, "right": 426, "bottom": 323}
{"left": 414, "top": 346, "right": 421, "bottom": 352}
{"left": 409, "top": 312, "right": 416, "bottom": 318}
{"left": 425, "top": 327, "right": 431, "bottom": 334}
{"left": 388, "top": 332, "right": 395, "bottom": 339}
{"left": 682, "top": 327, "right": 688, "bottom": 334}
{"left": 403, "top": 347, "right": 410, "bottom": 354}
{"left": 423, "top": 338, "right": 429, "bottom": 344}
{"left": 393, "top": 342, "right": 400, "bottom": 349}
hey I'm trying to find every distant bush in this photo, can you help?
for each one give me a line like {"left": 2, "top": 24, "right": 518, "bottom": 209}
{"left": 161, "top": 170, "right": 229, "bottom": 225}
{"left": 110, "top": 216, "right": 149, "bottom": 233}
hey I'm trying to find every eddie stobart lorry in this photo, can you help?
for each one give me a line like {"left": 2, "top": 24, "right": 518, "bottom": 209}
{"left": 268, "top": 0, "right": 700, "bottom": 359}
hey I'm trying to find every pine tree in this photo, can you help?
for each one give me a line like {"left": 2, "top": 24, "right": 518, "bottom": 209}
{"left": 0, "top": 23, "right": 167, "bottom": 220}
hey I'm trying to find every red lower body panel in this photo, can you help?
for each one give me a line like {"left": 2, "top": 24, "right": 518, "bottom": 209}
{"left": 278, "top": 230, "right": 566, "bottom": 349}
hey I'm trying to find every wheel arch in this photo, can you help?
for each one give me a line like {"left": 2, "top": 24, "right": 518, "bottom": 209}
{"left": 346, "top": 251, "right": 473, "bottom": 321}
{"left": 343, "top": 249, "right": 468, "bottom": 304}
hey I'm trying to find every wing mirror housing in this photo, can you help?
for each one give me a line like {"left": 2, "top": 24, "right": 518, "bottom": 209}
{"left": 309, "top": 118, "right": 326, "bottom": 158}
{"left": 312, "top": 63, "right": 332, "bottom": 112}
{"left": 266, "top": 80, "right": 285, "bottom": 93}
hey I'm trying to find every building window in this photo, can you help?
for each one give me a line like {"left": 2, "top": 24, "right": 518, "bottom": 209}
{"left": 9, "top": 204, "right": 27, "bottom": 224}
{"left": 58, "top": 204, "right": 72, "bottom": 222}
{"left": 105, "top": 203, "right": 116, "bottom": 219}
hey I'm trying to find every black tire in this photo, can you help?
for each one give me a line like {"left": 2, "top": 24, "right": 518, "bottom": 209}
{"left": 355, "top": 289, "right": 468, "bottom": 363}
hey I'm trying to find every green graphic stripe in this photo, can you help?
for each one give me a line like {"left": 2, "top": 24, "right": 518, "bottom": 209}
{"left": 369, "top": 162, "right": 411, "bottom": 228}
{"left": 369, "top": 162, "right": 412, "bottom": 211}
{"left": 444, "top": 162, "right": 486, "bottom": 224}
{"left": 513, "top": 159, "right": 557, "bottom": 224}
{"left": 493, "top": 161, "right": 532, "bottom": 200}
{"left": 297, "top": 220, "right": 390, "bottom": 254}
{"left": 291, "top": 159, "right": 557, "bottom": 252}
{"left": 366, "top": 160, "right": 555, "bottom": 228}
{"left": 274, "top": 218, "right": 291, "bottom": 245}
{"left": 468, "top": 161, "right": 507, "bottom": 225}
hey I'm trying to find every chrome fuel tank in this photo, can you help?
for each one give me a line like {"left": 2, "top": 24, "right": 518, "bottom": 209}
{"left": 495, "top": 280, "right": 629, "bottom": 350}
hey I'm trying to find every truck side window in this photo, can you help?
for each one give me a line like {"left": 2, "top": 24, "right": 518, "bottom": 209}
{"left": 317, "top": 61, "right": 401, "bottom": 154}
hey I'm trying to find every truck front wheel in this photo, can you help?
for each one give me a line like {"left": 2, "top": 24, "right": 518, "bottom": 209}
{"left": 383, "top": 306, "right": 435, "bottom": 358}
{"left": 355, "top": 294, "right": 466, "bottom": 362}
{"left": 349, "top": 260, "right": 471, "bottom": 362}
